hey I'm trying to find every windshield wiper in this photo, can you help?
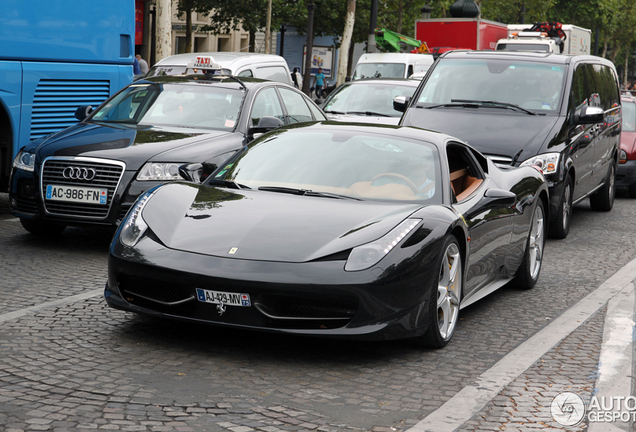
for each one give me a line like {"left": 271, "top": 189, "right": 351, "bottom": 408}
{"left": 208, "top": 179, "right": 251, "bottom": 190}
{"left": 303, "top": 190, "right": 362, "bottom": 200}
{"left": 324, "top": 110, "right": 347, "bottom": 114}
{"left": 419, "top": 102, "right": 480, "bottom": 109}
{"left": 451, "top": 99, "right": 537, "bottom": 115}
{"left": 258, "top": 186, "right": 360, "bottom": 200}
{"left": 345, "top": 111, "right": 392, "bottom": 117}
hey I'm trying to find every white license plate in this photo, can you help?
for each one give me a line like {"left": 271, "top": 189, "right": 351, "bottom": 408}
{"left": 46, "top": 184, "right": 108, "bottom": 204}
{"left": 196, "top": 288, "right": 251, "bottom": 307}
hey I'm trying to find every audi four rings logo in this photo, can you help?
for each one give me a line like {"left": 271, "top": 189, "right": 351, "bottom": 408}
{"left": 62, "top": 167, "right": 96, "bottom": 181}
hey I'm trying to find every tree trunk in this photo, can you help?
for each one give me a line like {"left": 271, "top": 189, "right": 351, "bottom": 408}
{"left": 396, "top": 0, "right": 404, "bottom": 34}
{"left": 624, "top": 48, "right": 629, "bottom": 87}
{"left": 185, "top": 10, "right": 192, "bottom": 53}
{"left": 249, "top": 29, "right": 256, "bottom": 53}
{"left": 609, "top": 40, "right": 620, "bottom": 63}
{"left": 337, "top": 0, "right": 356, "bottom": 86}
{"left": 155, "top": 0, "right": 172, "bottom": 62}
{"left": 265, "top": 0, "right": 272, "bottom": 54}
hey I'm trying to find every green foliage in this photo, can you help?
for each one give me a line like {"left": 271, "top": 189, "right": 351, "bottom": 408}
{"left": 180, "top": 0, "right": 636, "bottom": 80}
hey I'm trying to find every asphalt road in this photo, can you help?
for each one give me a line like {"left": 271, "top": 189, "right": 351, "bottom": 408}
{"left": 1, "top": 190, "right": 635, "bottom": 431}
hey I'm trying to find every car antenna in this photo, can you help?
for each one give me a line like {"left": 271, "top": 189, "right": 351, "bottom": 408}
{"left": 227, "top": 75, "right": 247, "bottom": 91}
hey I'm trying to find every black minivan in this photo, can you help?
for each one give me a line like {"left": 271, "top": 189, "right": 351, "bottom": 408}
{"left": 397, "top": 51, "right": 621, "bottom": 239}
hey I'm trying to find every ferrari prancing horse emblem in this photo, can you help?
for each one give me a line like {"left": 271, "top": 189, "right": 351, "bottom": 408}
{"left": 217, "top": 301, "right": 226, "bottom": 316}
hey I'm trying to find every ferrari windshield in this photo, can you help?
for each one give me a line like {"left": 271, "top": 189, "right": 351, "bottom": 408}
{"left": 213, "top": 128, "right": 442, "bottom": 203}
{"left": 417, "top": 58, "right": 566, "bottom": 112}
{"left": 90, "top": 82, "right": 244, "bottom": 130}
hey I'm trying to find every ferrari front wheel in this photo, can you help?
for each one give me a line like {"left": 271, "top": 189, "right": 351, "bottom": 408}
{"left": 421, "top": 235, "right": 462, "bottom": 349}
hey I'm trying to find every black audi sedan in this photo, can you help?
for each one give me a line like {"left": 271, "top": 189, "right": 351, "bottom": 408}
{"left": 9, "top": 69, "right": 326, "bottom": 235}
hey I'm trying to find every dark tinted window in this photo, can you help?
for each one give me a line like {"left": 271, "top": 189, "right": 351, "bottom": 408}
{"left": 583, "top": 64, "right": 620, "bottom": 110}
{"left": 569, "top": 65, "right": 588, "bottom": 117}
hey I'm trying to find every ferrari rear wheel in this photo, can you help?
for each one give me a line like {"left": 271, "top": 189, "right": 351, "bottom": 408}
{"left": 421, "top": 235, "right": 462, "bottom": 349}
{"left": 514, "top": 199, "right": 546, "bottom": 289}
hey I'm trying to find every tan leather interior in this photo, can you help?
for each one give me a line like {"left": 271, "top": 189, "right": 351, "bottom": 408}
{"left": 450, "top": 169, "right": 483, "bottom": 201}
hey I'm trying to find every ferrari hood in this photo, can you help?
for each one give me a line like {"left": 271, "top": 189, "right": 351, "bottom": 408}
{"left": 34, "top": 122, "right": 231, "bottom": 171}
{"left": 403, "top": 109, "right": 560, "bottom": 161}
{"left": 143, "top": 183, "right": 423, "bottom": 262}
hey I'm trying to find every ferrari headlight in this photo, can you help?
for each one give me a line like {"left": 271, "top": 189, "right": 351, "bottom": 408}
{"left": 13, "top": 150, "right": 36, "bottom": 172}
{"left": 119, "top": 190, "right": 155, "bottom": 247}
{"left": 345, "top": 219, "right": 421, "bottom": 272}
{"left": 137, "top": 162, "right": 183, "bottom": 181}
{"left": 520, "top": 153, "right": 560, "bottom": 175}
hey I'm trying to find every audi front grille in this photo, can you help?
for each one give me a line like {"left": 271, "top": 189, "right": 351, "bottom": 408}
{"left": 41, "top": 157, "right": 125, "bottom": 219}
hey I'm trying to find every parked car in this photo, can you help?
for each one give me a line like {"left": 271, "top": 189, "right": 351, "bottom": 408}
{"left": 617, "top": 94, "right": 636, "bottom": 197}
{"left": 105, "top": 122, "right": 548, "bottom": 348}
{"left": 397, "top": 51, "right": 622, "bottom": 239}
{"left": 321, "top": 78, "right": 419, "bottom": 125}
{"left": 9, "top": 61, "right": 326, "bottom": 235}
{"left": 146, "top": 52, "right": 293, "bottom": 85}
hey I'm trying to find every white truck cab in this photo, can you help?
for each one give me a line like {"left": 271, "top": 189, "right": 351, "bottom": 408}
{"left": 352, "top": 53, "right": 435, "bottom": 80}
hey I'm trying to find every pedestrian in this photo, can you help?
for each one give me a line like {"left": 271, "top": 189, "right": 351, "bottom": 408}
{"left": 313, "top": 67, "right": 325, "bottom": 99}
{"left": 291, "top": 67, "right": 303, "bottom": 89}
{"left": 133, "top": 56, "right": 142, "bottom": 80}
{"left": 136, "top": 54, "right": 149, "bottom": 75}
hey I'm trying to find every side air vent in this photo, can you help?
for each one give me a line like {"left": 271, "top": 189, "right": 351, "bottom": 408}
{"left": 31, "top": 80, "right": 111, "bottom": 140}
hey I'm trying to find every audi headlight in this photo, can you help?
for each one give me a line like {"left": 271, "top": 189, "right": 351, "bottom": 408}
{"left": 13, "top": 150, "right": 36, "bottom": 172}
{"left": 520, "top": 153, "right": 560, "bottom": 175}
{"left": 119, "top": 190, "right": 155, "bottom": 247}
{"left": 345, "top": 219, "right": 421, "bottom": 272}
{"left": 137, "top": 162, "right": 183, "bottom": 181}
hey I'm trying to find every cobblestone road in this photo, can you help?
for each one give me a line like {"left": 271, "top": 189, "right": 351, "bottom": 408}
{"left": 1, "top": 191, "right": 635, "bottom": 431}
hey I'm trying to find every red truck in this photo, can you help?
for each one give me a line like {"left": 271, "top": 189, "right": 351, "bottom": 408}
{"left": 415, "top": 18, "right": 508, "bottom": 54}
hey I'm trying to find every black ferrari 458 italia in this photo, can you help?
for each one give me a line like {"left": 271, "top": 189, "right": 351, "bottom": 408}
{"left": 106, "top": 122, "right": 549, "bottom": 348}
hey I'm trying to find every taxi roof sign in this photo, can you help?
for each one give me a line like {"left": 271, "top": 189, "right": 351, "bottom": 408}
{"left": 187, "top": 56, "right": 222, "bottom": 71}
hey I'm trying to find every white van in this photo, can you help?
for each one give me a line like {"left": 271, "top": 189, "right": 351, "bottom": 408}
{"left": 352, "top": 53, "right": 435, "bottom": 80}
{"left": 146, "top": 52, "right": 293, "bottom": 85}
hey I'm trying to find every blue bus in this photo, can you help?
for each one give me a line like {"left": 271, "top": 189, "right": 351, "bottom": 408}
{"left": 0, "top": 1, "right": 135, "bottom": 192}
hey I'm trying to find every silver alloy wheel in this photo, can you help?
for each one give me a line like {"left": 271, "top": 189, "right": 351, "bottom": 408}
{"left": 437, "top": 242, "right": 462, "bottom": 340}
{"left": 562, "top": 183, "right": 571, "bottom": 231}
{"left": 528, "top": 204, "right": 545, "bottom": 279}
